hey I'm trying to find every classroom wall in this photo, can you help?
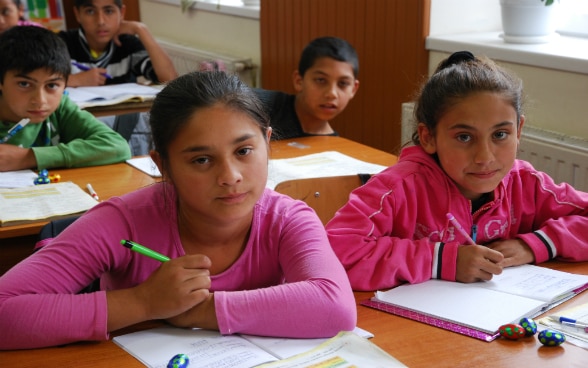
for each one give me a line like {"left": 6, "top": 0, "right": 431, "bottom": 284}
{"left": 139, "top": 0, "right": 261, "bottom": 71}
{"left": 428, "top": 0, "right": 588, "bottom": 141}
{"left": 141, "top": 0, "right": 430, "bottom": 154}
{"left": 139, "top": 0, "right": 587, "bottom": 142}
{"left": 259, "top": 0, "right": 430, "bottom": 154}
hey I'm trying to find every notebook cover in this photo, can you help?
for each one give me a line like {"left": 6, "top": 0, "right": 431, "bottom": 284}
{"left": 361, "top": 299, "right": 500, "bottom": 342}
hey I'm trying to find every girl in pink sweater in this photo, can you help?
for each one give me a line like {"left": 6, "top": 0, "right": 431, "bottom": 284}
{"left": 0, "top": 71, "right": 356, "bottom": 349}
{"left": 327, "top": 51, "right": 588, "bottom": 291}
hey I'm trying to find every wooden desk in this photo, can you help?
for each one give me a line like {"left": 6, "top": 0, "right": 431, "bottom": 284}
{"left": 0, "top": 163, "right": 159, "bottom": 274}
{"left": 0, "top": 136, "right": 395, "bottom": 240}
{"left": 0, "top": 136, "right": 396, "bottom": 273}
{"left": 84, "top": 100, "right": 153, "bottom": 117}
{"left": 356, "top": 261, "right": 588, "bottom": 367}
{"left": 0, "top": 162, "right": 158, "bottom": 240}
{"left": 270, "top": 135, "right": 397, "bottom": 167}
{"left": 0, "top": 262, "right": 585, "bottom": 367}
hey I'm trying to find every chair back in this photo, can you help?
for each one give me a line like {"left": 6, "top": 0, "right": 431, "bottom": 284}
{"left": 274, "top": 175, "right": 365, "bottom": 225}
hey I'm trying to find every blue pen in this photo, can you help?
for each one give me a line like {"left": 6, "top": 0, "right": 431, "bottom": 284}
{"left": 471, "top": 224, "right": 478, "bottom": 243}
{"left": 1, "top": 118, "right": 30, "bottom": 143}
{"left": 71, "top": 61, "right": 113, "bottom": 79}
{"left": 549, "top": 315, "right": 588, "bottom": 332}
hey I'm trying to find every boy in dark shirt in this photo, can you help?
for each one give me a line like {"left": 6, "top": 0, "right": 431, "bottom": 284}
{"left": 255, "top": 36, "right": 360, "bottom": 140}
{"left": 59, "top": 0, "right": 177, "bottom": 155}
{"left": 59, "top": 0, "right": 176, "bottom": 87}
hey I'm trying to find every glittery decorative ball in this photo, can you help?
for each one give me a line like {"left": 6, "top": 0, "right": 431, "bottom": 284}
{"left": 538, "top": 329, "right": 566, "bottom": 346}
{"left": 34, "top": 169, "right": 50, "bottom": 185}
{"left": 499, "top": 323, "right": 526, "bottom": 340}
{"left": 519, "top": 317, "right": 538, "bottom": 336}
{"left": 167, "top": 354, "right": 190, "bottom": 368}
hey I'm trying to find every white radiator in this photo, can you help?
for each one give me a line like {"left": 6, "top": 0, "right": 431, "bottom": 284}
{"left": 518, "top": 126, "right": 588, "bottom": 192}
{"left": 156, "top": 38, "right": 257, "bottom": 87}
{"left": 401, "top": 102, "right": 588, "bottom": 192}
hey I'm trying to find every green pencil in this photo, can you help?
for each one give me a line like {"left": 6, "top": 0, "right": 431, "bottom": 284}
{"left": 120, "top": 239, "right": 170, "bottom": 262}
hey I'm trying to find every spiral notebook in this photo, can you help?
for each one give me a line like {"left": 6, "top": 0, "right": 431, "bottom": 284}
{"left": 362, "top": 264, "right": 588, "bottom": 342}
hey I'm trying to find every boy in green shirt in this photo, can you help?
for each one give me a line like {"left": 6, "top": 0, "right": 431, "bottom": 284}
{"left": 0, "top": 26, "right": 131, "bottom": 171}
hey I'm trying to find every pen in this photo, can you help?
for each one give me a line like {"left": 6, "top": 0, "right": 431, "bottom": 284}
{"left": 446, "top": 212, "right": 476, "bottom": 245}
{"left": 71, "top": 61, "right": 113, "bottom": 79}
{"left": 471, "top": 224, "right": 478, "bottom": 243}
{"left": 548, "top": 316, "right": 588, "bottom": 332}
{"left": 86, "top": 183, "right": 100, "bottom": 201}
{"left": 1, "top": 118, "right": 30, "bottom": 143}
{"left": 120, "top": 239, "right": 170, "bottom": 262}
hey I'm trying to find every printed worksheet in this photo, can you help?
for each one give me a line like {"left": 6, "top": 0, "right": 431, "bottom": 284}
{"left": 266, "top": 151, "right": 387, "bottom": 189}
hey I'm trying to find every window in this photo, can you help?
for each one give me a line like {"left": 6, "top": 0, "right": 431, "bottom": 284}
{"left": 149, "top": 0, "right": 259, "bottom": 19}
{"left": 558, "top": 0, "right": 588, "bottom": 37}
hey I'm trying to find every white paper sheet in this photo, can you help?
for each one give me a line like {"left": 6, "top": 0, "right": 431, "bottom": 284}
{"left": 266, "top": 151, "right": 387, "bottom": 189}
{"left": 0, "top": 170, "right": 38, "bottom": 188}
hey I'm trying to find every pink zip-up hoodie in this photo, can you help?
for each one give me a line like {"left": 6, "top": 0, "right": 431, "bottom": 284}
{"left": 326, "top": 145, "right": 588, "bottom": 291}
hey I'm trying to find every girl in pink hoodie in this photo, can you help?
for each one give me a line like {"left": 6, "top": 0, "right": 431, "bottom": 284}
{"left": 327, "top": 51, "right": 588, "bottom": 291}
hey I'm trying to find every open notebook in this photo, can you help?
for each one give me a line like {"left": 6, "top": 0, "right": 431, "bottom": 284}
{"left": 66, "top": 83, "right": 162, "bottom": 109}
{"left": 362, "top": 264, "right": 588, "bottom": 341}
{"left": 113, "top": 327, "right": 406, "bottom": 368}
{"left": 0, "top": 182, "right": 98, "bottom": 226}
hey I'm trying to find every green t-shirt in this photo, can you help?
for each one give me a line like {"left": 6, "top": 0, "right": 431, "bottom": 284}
{"left": 0, "top": 95, "right": 131, "bottom": 169}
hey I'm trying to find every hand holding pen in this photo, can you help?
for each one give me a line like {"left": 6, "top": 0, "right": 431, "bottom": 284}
{"left": 119, "top": 239, "right": 212, "bottom": 321}
{"left": 447, "top": 213, "right": 504, "bottom": 283}
{"left": 1, "top": 118, "right": 30, "bottom": 144}
{"left": 446, "top": 213, "right": 476, "bottom": 245}
{"left": 71, "top": 61, "right": 112, "bottom": 79}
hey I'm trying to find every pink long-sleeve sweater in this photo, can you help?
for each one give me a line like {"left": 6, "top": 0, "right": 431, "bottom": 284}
{"left": 0, "top": 184, "right": 356, "bottom": 349}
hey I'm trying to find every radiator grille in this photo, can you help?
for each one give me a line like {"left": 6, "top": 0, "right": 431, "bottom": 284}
{"left": 518, "top": 126, "right": 588, "bottom": 192}
{"left": 157, "top": 38, "right": 257, "bottom": 87}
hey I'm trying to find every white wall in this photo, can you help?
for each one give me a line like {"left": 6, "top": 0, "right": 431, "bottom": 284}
{"left": 429, "top": 0, "right": 501, "bottom": 35}
{"left": 139, "top": 0, "right": 260, "bottom": 71}
{"left": 429, "top": 0, "right": 587, "bottom": 140}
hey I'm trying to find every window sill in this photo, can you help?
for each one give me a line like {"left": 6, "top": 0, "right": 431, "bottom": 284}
{"left": 426, "top": 32, "right": 588, "bottom": 75}
{"left": 147, "top": 0, "right": 259, "bottom": 19}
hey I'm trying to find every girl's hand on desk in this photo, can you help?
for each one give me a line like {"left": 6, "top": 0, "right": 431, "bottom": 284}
{"left": 137, "top": 254, "right": 212, "bottom": 320}
{"left": 456, "top": 245, "right": 504, "bottom": 283}
{"left": 487, "top": 239, "right": 535, "bottom": 268}
{"left": 0, "top": 145, "right": 36, "bottom": 171}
